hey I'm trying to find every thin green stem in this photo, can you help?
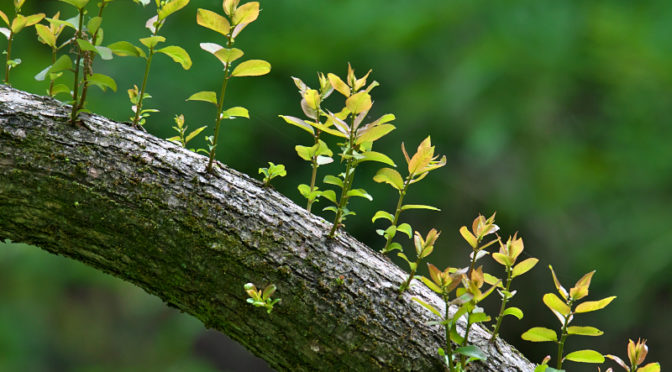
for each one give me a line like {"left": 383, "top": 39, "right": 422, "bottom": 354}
{"left": 70, "top": 9, "right": 85, "bottom": 124}
{"left": 4, "top": 31, "right": 14, "bottom": 85}
{"left": 444, "top": 294, "right": 455, "bottom": 372}
{"left": 328, "top": 115, "right": 359, "bottom": 237}
{"left": 77, "top": 3, "right": 107, "bottom": 113}
{"left": 381, "top": 175, "right": 412, "bottom": 253}
{"left": 490, "top": 265, "right": 513, "bottom": 343}
{"left": 206, "top": 38, "right": 234, "bottom": 173}
{"left": 306, "top": 136, "right": 320, "bottom": 212}
{"left": 131, "top": 20, "right": 161, "bottom": 127}
{"left": 556, "top": 306, "right": 572, "bottom": 369}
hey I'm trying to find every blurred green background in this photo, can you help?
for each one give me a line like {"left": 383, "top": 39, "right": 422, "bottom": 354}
{"left": 2, "top": 0, "right": 671, "bottom": 370}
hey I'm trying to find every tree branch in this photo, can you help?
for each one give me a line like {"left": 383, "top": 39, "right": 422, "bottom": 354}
{"left": 0, "top": 85, "right": 534, "bottom": 371}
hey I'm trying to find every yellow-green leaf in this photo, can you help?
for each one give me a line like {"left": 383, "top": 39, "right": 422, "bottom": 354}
{"left": 196, "top": 8, "right": 230, "bottom": 36}
{"left": 328, "top": 73, "right": 350, "bottom": 96}
{"left": 279, "top": 115, "right": 314, "bottom": 135}
{"left": 157, "top": 46, "right": 192, "bottom": 69}
{"left": 231, "top": 59, "right": 271, "bottom": 77}
{"left": 574, "top": 296, "right": 616, "bottom": 313}
{"left": 359, "top": 151, "right": 396, "bottom": 167}
{"left": 400, "top": 204, "right": 441, "bottom": 212}
{"left": 566, "top": 326, "right": 603, "bottom": 336}
{"left": 543, "top": 293, "right": 571, "bottom": 316}
{"left": 411, "top": 297, "right": 442, "bottom": 318}
{"left": 214, "top": 47, "right": 244, "bottom": 64}
{"left": 549, "top": 265, "right": 568, "bottom": 300}
{"left": 345, "top": 91, "right": 372, "bottom": 114}
{"left": 158, "top": 0, "right": 189, "bottom": 20}
{"left": 0, "top": 11, "right": 8, "bottom": 27}
{"left": 108, "top": 41, "right": 145, "bottom": 58}
{"left": 521, "top": 327, "right": 557, "bottom": 342}
{"left": 221, "top": 106, "right": 249, "bottom": 119}
{"left": 638, "top": 363, "right": 661, "bottom": 372}
{"left": 502, "top": 306, "right": 524, "bottom": 320}
{"left": 232, "top": 1, "right": 259, "bottom": 25}
{"left": 460, "top": 226, "right": 477, "bottom": 249}
{"left": 35, "top": 24, "right": 55, "bottom": 47}
{"left": 512, "top": 258, "right": 539, "bottom": 278}
{"left": 569, "top": 270, "right": 595, "bottom": 301}
{"left": 223, "top": 0, "right": 239, "bottom": 16}
{"left": 184, "top": 126, "right": 207, "bottom": 143}
{"left": 187, "top": 91, "right": 217, "bottom": 105}
{"left": 564, "top": 349, "right": 605, "bottom": 363}
{"left": 372, "top": 210, "right": 394, "bottom": 223}
{"left": 88, "top": 73, "right": 117, "bottom": 92}
{"left": 356, "top": 123, "right": 395, "bottom": 145}
{"left": 139, "top": 35, "right": 166, "bottom": 49}
{"left": 373, "top": 168, "right": 403, "bottom": 190}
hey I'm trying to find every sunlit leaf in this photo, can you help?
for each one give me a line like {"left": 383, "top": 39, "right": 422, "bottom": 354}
{"left": 88, "top": 73, "right": 117, "bottom": 92}
{"left": 460, "top": 226, "right": 478, "bottom": 249}
{"left": 566, "top": 326, "right": 603, "bottom": 336}
{"left": 638, "top": 363, "right": 661, "bottom": 372}
{"left": 187, "top": 91, "right": 217, "bottom": 105}
{"left": 139, "top": 35, "right": 166, "bottom": 49}
{"left": 574, "top": 296, "right": 616, "bottom": 313}
{"left": 232, "top": 1, "right": 259, "bottom": 25}
{"left": 397, "top": 223, "right": 412, "bottom": 239}
{"left": 323, "top": 175, "right": 344, "bottom": 188}
{"left": 521, "top": 327, "right": 558, "bottom": 342}
{"left": 221, "top": 106, "right": 249, "bottom": 119}
{"left": 502, "top": 306, "right": 524, "bottom": 320}
{"left": 214, "top": 47, "right": 244, "bottom": 64}
{"left": 569, "top": 270, "right": 595, "bottom": 301}
{"left": 372, "top": 210, "right": 394, "bottom": 223}
{"left": 108, "top": 41, "right": 145, "bottom": 58}
{"left": 0, "top": 11, "right": 8, "bottom": 27}
{"left": 543, "top": 293, "right": 571, "bottom": 317}
{"left": 196, "top": 8, "right": 230, "bottom": 36}
{"left": 35, "top": 24, "right": 56, "bottom": 47}
{"left": 158, "top": 0, "right": 189, "bottom": 20}
{"left": 328, "top": 73, "right": 349, "bottom": 96}
{"left": 356, "top": 123, "right": 395, "bottom": 144}
{"left": 157, "top": 46, "right": 192, "bottom": 69}
{"left": 185, "top": 126, "right": 207, "bottom": 143}
{"left": 549, "top": 265, "right": 569, "bottom": 300}
{"left": 279, "top": 115, "right": 314, "bottom": 135}
{"left": 359, "top": 151, "right": 396, "bottom": 166}
{"left": 345, "top": 91, "right": 372, "bottom": 114}
{"left": 564, "top": 350, "right": 605, "bottom": 363}
{"left": 373, "top": 168, "right": 403, "bottom": 190}
{"left": 411, "top": 297, "right": 442, "bottom": 318}
{"left": 512, "top": 258, "right": 539, "bottom": 278}
{"left": 346, "top": 189, "right": 372, "bottom": 201}
{"left": 231, "top": 59, "right": 271, "bottom": 77}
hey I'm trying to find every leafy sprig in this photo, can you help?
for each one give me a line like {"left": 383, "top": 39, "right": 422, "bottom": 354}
{"left": 318, "top": 64, "right": 396, "bottom": 237}
{"left": 373, "top": 136, "right": 445, "bottom": 254}
{"left": 244, "top": 282, "right": 280, "bottom": 314}
{"left": 34, "top": 12, "right": 71, "bottom": 97}
{"left": 605, "top": 338, "right": 660, "bottom": 372}
{"left": 188, "top": 0, "right": 270, "bottom": 173}
{"left": 522, "top": 266, "right": 616, "bottom": 369}
{"left": 109, "top": 0, "right": 192, "bottom": 127}
{"left": 167, "top": 113, "right": 206, "bottom": 151}
{"left": 488, "top": 233, "right": 538, "bottom": 342}
{"left": 0, "top": 0, "right": 45, "bottom": 85}
{"left": 279, "top": 73, "right": 334, "bottom": 212}
{"left": 258, "top": 162, "right": 286, "bottom": 187}
{"left": 398, "top": 228, "right": 439, "bottom": 294}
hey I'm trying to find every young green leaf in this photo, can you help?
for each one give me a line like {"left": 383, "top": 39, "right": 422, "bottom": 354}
{"left": 108, "top": 41, "right": 146, "bottom": 57}
{"left": 139, "top": 35, "right": 166, "bottom": 49}
{"left": 196, "top": 8, "right": 230, "bottom": 36}
{"left": 373, "top": 168, "right": 404, "bottom": 190}
{"left": 502, "top": 306, "right": 524, "bottom": 320}
{"left": 372, "top": 211, "right": 395, "bottom": 223}
{"left": 231, "top": 1, "right": 259, "bottom": 25}
{"left": 87, "top": 73, "right": 117, "bottom": 92}
{"left": 158, "top": 0, "right": 190, "bottom": 20}
{"left": 522, "top": 327, "right": 558, "bottom": 342}
{"left": 221, "top": 106, "right": 249, "bottom": 119}
{"left": 574, "top": 296, "right": 616, "bottom": 313}
{"left": 511, "top": 257, "right": 539, "bottom": 278}
{"left": 400, "top": 204, "right": 441, "bottom": 212}
{"left": 566, "top": 326, "right": 603, "bottom": 336}
{"left": 542, "top": 293, "right": 571, "bottom": 317}
{"left": 345, "top": 91, "right": 372, "bottom": 114}
{"left": 563, "top": 350, "right": 605, "bottom": 364}
{"left": 59, "top": 0, "right": 89, "bottom": 9}
{"left": 157, "top": 46, "right": 192, "bottom": 69}
{"left": 187, "top": 91, "right": 218, "bottom": 105}
{"left": 231, "top": 59, "right": 271, "bottom": 77}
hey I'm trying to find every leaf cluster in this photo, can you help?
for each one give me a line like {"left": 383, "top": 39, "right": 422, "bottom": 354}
{"left": 244, "top": 282, "right": 280, "bottom": 314}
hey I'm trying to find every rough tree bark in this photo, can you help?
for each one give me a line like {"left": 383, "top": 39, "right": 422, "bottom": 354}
{"left": 0, "top": 85, "right": 534, "bottom": 371}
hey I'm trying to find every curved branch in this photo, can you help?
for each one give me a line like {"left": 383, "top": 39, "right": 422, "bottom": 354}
{"left": 0, "top": 85, "right": 534, "bottom": 371}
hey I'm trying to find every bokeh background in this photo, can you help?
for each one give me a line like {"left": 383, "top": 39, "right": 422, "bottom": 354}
{"left": 2, "top": 0, "right": 671, "bottom": 370}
